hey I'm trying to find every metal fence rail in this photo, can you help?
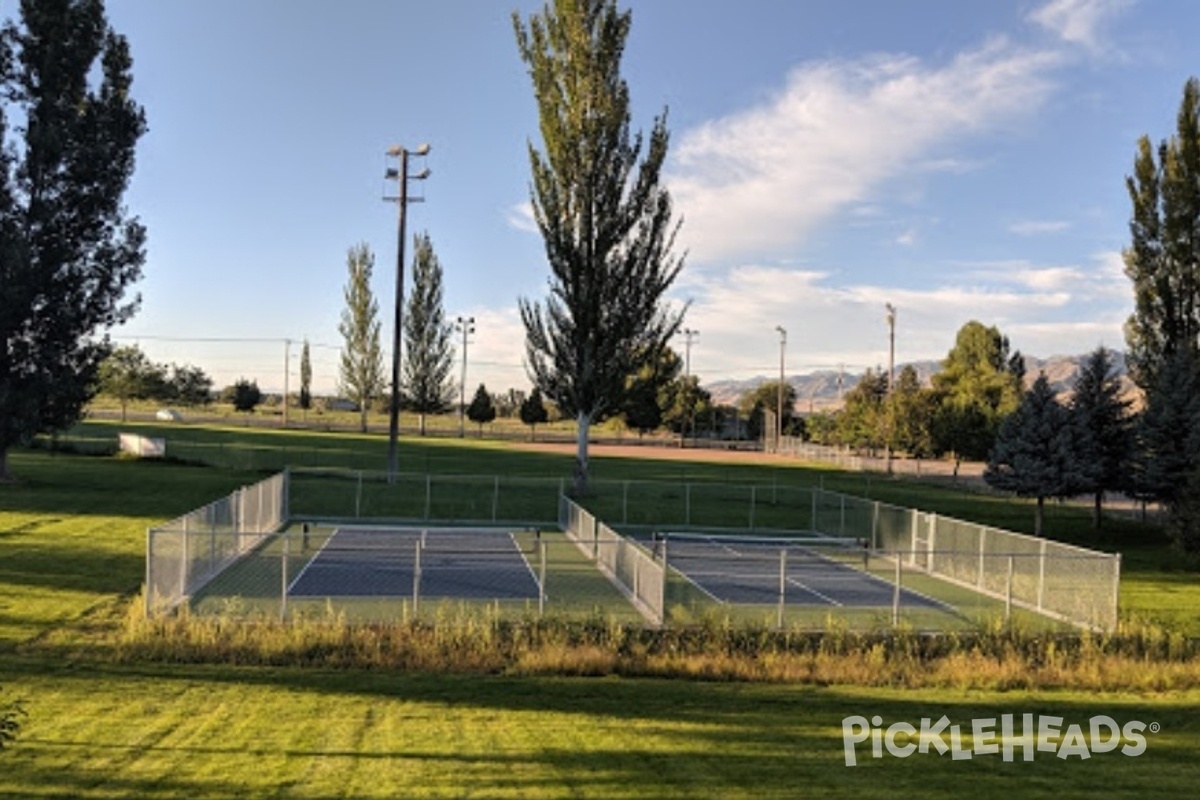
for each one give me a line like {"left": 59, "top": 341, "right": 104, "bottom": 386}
{"left": 811, "top": 488, "right": 1120, "bottom": 632}
{"left": 145, "top": 471, "right": 287, "bottom": 615}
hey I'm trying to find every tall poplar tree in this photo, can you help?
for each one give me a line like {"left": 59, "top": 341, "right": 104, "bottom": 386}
{"left": 298, "top": 339, "right": 312, "bottom": 413}
{"left": 514, "top": 0, "right": 685, "bottom": 494}
{"left": 338, "top": 244, "right": 385, "bottom": 433}
{"left": 1124, "top": 77, "right": 1200, "bottom": 389}
{"left": 0, "top": 0, "right": 147, "bottom": 480}
{"left": 402, "top": 232, "right": 454, "bottom": 435}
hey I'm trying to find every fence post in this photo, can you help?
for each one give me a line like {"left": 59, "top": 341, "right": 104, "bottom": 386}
{"left": 1110, "top": 554, "right": 1122, "bottom": 633}
{"left": 777, "top": 547, "right": 787, "bottom": 631}
{"left": 280, "top": 531, "right": 289, "bottom": 622}
{"left": 892, "top": 554, "right": 901, "bottom": 626}
{"left": 622, "top": 481, "right": 629, "bottom": 525}
{"left": 413, "top": 539, "right": 422, "bottom": 617}
{"left": 424, "top": 474, "right": 432, "bottom": 520}
{"left": 1005, "top": 556, "right": 1014, "bottom": 624}
{"left": 659, "top": 537, "right": 669, "bottom": 627}
{"left": 871, "top": 502, "right": 880, "bottom": 551}
{"left": 492, "top": 475, "right": 500, "bottom": 522}
{"left": 811, "top": 486, "right": 818, "bottom": 534}
{"left": 355, "top": 470, "right": 363, "bottom": 518}
{"left": 749, "top": 486, "right": 757, "bottom": 531}
{"left": 180, "top": 517, "right": 190, "bottom": 601}
{"left": 538, "top": 539, "right": 546, "bottom": 618}
{"left": 1037, "top": 540, "right": 1047, "bottom": 612}
{"left": 144, "top": 528, "right": 153, "bottom": 619}
{"left": 978, "top": 527, "right": 987, "bottom": 590}
{"left": 839, "top": 493, "right": 846, "bottom": 536}
{"left": 685, "top": 482, "right": 691, "bottom": 526}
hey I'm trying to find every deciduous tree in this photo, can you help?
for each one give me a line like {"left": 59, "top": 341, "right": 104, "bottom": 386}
{"left": 0, "top": 0, "right": 147, "bottom": 479}
{"left": 338, "top": 244, "right": 385, "bottom": 433}
{"left": 403, "top": 233, "right": 455, "bottom": 435}
{"left": 514, "top": 0, "right": 685, "bottom": 494}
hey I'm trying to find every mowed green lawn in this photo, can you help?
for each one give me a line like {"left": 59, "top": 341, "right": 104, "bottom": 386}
{"left": 3, "top": 422, "right": 1200, "bottom": 797}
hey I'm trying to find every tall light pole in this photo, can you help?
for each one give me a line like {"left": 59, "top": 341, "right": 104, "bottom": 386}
{"left": 681, "top": 328, "right": 699, "bottom": 448}
{"left": 775, "top": 325, "right": 787, "bottom": 453}
{"left": 456, "top": 316, "right": 475, "bottom": 437}
{"left": 383, "top": 143, "right": 430, "bottom": 483}
{"left": 885, "top": 303, "right": 897, "bottom": 475}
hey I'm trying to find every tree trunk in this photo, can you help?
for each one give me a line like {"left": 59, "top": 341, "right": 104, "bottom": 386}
{"left": 419, "top": 413, "right": 426, "bottom": 436}
{"left": 360, "top": 407, "right": 368, "bottom": 434}
{"left": 1035, "top": 495, "right": 1044, "bottom": 537}
{"left": 0, "top": 448, "right": 12, "bottom": 483}
{"left": 574, "top": 411, "right": 591, "bottom": 496}
{"left": 1093, "top": 491, "right": 1103, "bottom": 533}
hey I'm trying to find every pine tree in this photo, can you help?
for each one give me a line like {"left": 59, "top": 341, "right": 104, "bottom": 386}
{"left": 466, "top": 383, "right": 496, "bottom": 436}
{"left": 1127, "top": 349, "right": 1200, "bottom": 506}
{"left": 519, "top": 387, "right": 549, "bottom": 441}
{"left": 1123, "top": 77, "right": 1200, "bottom": 390}
{"left": 0, "top": 0, "right": 147, "bottom": 480}
{"left": 1069, "top": 347, "right": 1133, "bottom": 531}
{"left": 402, "top": 232, "right": 455, "bottom": 435}
{"left": 338, "top": 244, "right": 385, "bottom": 433}
{"left": 514, "top": 0, "right": 685, "bottom": 494}
{"left": 984, "top": 373, "right": 1095, "bottom": 536}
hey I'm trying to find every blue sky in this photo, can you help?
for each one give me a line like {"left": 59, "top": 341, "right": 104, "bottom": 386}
{"left": 101, "top": 0, "right": 1198, "bottom": 395}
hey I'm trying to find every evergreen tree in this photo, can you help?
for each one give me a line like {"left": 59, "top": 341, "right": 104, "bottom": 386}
{"left": 1127, "top": 349, "right": 1200, "bottom": 506}
{"left": 227, "top": 379, "right": 262, "bottom": 414}
{"left": 466, "top": 383, "right": 496, "bottom": 436}
{"left": 519, "top": 387, "right": 549, "bottom": 441}
{"left": 338, "top": 244, "right": 385, "bottom": 433}
{"left": 1069, "top": 347, "right": 1133, "bottom": 531}
{"left": 514, "top": 0, "right": 685, "bottom": 494}
{"left": 1123, "top": 77, "right": 1200, "bottom": 390}
{"left": 403, "top": 232, "right": 455, "bottom": 435}
{"left": 0, "top": 0, "right": 147, "bottom": 480}
{"left": 984, "top": 374, "right": 1095, "bottom": 536}
{"left": 298, "top": 340, "right": 312, "bottom": 413}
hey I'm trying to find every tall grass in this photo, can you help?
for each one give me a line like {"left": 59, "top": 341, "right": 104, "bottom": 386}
{"left": 110, "top": 597, "right": 1200, "bottom": 691}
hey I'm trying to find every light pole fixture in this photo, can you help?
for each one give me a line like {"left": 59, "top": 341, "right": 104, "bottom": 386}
{"left": 383, "top": 142, "right": 431, "bottom": 482}
{"left": 681, "top": 328, "right": 699, "bottom": 448}
{"left": 456, "top": 316, "right": 475, "bottom": 437}
{"left": 775, "top": 325, "right": 787, "bottom": 452}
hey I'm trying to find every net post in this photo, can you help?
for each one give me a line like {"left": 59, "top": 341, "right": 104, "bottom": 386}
{"left": 777, "top": 547, "right": 787, "bottom": 631}
{"left": 280, "top": 530, "right": 289, "bottom": 622}
{"left": 871, "top": 501, "right": 880, "bottom": 551}
{"left": 892, "top": 553, "right": 901, "bottom": 626}
{"left": 413, "top": 538, "right": 422, "bottom": 617}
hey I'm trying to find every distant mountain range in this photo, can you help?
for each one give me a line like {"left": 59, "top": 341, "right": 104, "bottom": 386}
{"left": 703, "top": 352, "right": 1139, "bottom": 412}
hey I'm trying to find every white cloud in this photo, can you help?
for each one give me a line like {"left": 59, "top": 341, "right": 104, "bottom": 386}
{"left": 1009, "top": 219, "right": 1071, "bottom": 235}
{"left": 504, "top": 202, "right": 538, "bottom": 234}
{"left": 667, "top": 39, "right": 1062, "bottom": 265}
{"left": 1027, "top": 0, "right": 1132, "bottom": 54}
{"left": 894, "top": 229, "right": 917, "bottom": 247}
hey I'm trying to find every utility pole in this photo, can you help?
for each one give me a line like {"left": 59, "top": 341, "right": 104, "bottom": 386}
{"left": 382, "top": 143, "right": 430, "bottom": 482}
{"left": 681, "top": 328, "right": 698, "bottom": 448}
{"left": 456, "top": 316, "right": 475, "bottom": 437}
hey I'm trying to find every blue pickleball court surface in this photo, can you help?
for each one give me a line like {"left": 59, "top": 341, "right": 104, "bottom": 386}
{"left": 651, "top": 534, "right": 950, "bottom": 610}
{"left": 287, "top": 527, "right": 542, "bottom": 601}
